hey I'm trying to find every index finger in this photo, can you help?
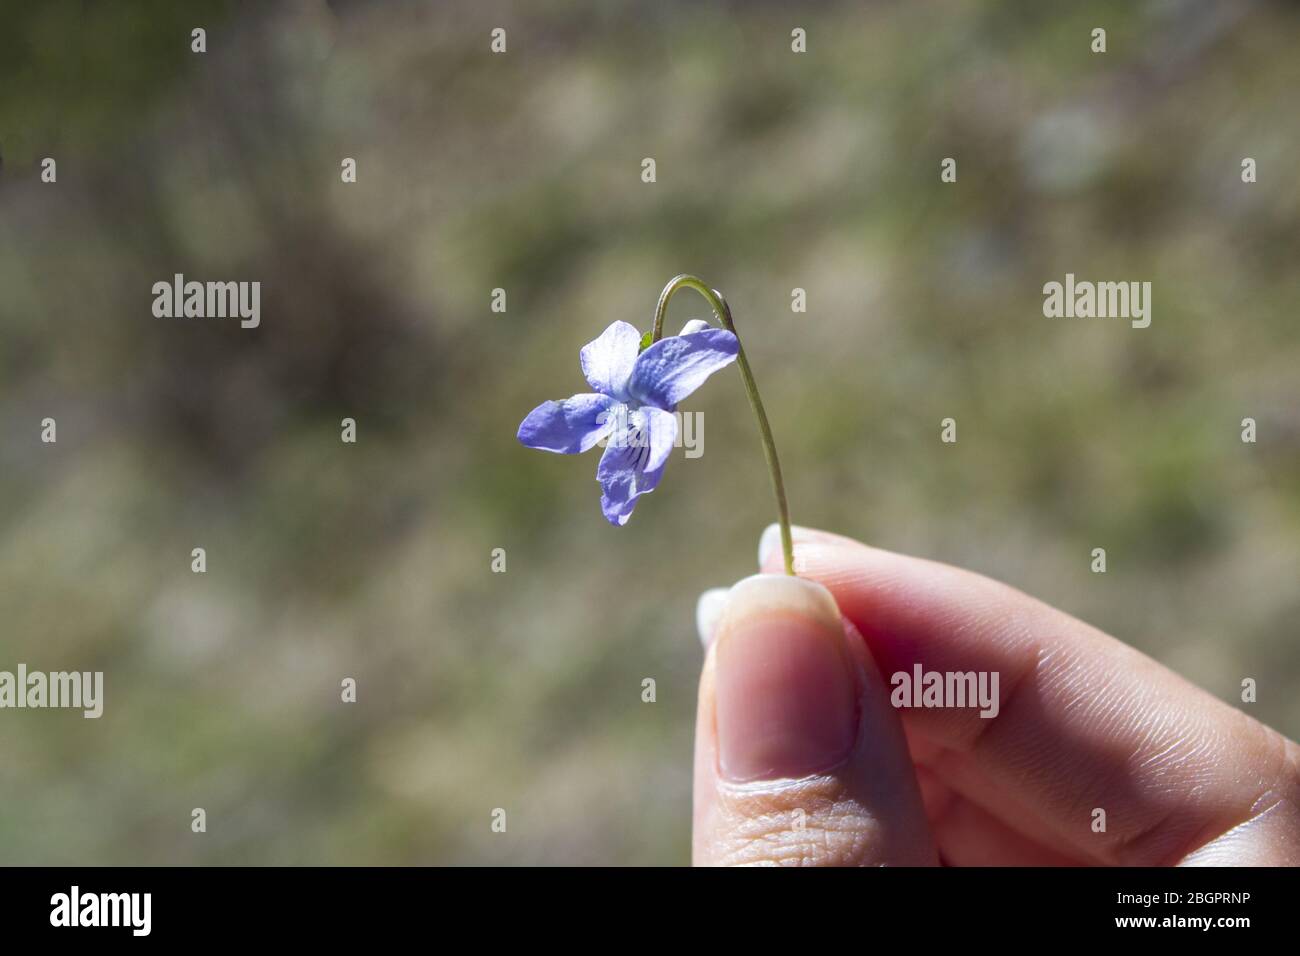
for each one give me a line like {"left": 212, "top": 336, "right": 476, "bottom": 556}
{"left": 761, "top": 525, "right": 1300, "bottom": 865}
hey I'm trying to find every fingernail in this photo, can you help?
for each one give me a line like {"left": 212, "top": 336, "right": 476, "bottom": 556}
{"left": 757, "top": 523, "right": 782, "bottom": 567}
{"left": 758, "top": 523, "right": 820, "bottom": 571}
{"left": 695, "top": 587, "right": 729, "bottom": 648}
{"left": 714, "top": 574, "right": 857, "bottom": 782}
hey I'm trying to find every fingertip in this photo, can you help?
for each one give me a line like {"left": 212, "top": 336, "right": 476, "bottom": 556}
{"left": 694, "top": 570, "right": 939, "bottom": 865}
{"left": 720, "top": 572, "right": 842, "bottom": 635}
{"left": 756, "top": 523, "right": 864, "bottom": 572}
{"left": 756, "top": 523, "right": 781, "bottom": 568}
{"left": 695, "top": 587, "right": 730, "bottom": 648}
{"left": 713, "top": 574, "right": 854, "bottom": 783}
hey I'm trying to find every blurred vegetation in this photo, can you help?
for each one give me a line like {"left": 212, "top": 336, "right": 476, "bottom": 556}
{"left": 1, "top": 0, "right": 1298, "bottom": 864}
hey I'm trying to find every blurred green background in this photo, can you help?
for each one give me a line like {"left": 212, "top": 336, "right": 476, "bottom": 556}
{"left": 1, "top": 0, "right": 1297, "bottom": 864}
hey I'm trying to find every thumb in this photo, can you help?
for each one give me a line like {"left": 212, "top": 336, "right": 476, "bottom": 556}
{"left": 692, "top": 574, "right": 938, "bottom": 866}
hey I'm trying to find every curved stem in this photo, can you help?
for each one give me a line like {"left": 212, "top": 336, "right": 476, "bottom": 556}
{"left": 652, "top": 275, "right": 795, "bottom": 576}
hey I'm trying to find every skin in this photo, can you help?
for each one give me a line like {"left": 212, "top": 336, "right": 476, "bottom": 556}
{"left": 692, "top": 526, "right": 1300, "bottom": 866}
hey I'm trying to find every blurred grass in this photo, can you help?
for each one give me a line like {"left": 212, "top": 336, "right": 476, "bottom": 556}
{"left": 1, "top": 0, "right": 1298, "bottom": 864}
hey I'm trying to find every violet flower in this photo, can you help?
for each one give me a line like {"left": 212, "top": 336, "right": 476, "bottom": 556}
{"left": 518, "top": 318, "right": 738, "bottom": 525}
{"left": 517, "top": 275, "right": 797, "bottom": 575}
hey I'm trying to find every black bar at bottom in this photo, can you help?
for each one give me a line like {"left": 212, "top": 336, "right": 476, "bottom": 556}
{"left": 0, "top": 865, "right": 1285, "bottom": 941}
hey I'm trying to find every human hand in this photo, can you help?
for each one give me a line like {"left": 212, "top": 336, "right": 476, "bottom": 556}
{"left": 691, "top": 526, "right": 1300, "bottom": 866}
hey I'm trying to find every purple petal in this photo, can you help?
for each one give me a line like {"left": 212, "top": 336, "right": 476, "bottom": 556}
{"left": 641, "top": 406, "right": 678, "bottom": 475}
{"left": 595, "top": 408, "right": 676, "bottom": 525}
{"left": 580, "top": 320, "right": 642, "bottom": 399}
{"left": 628, "top": 328, "right": 739, "bottom": 410}
{"left": 517, "top": 393, "right": 617, "bottom": 454}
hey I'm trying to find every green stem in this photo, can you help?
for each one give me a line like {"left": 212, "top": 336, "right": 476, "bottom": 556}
{"left": 651, "top": 275, "right": 795, "bottom": 576}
